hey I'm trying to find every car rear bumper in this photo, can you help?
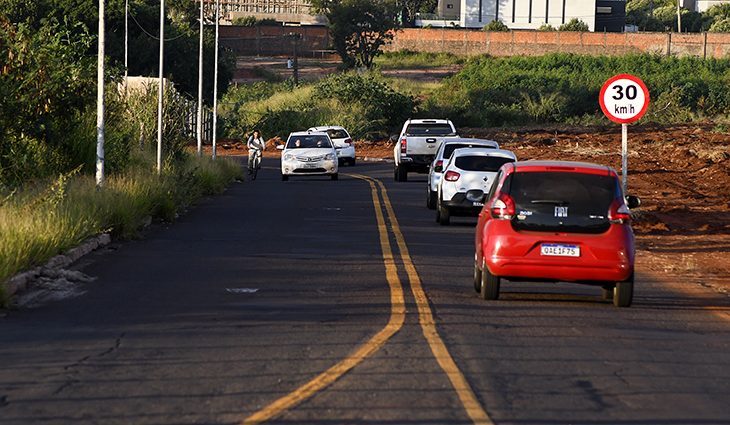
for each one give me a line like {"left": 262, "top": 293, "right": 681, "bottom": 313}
{"left": 443, "top": 193, "right": 484, "bottom": 216}
{"left": 482, "top": 222, "right": 635, "bottom": 283}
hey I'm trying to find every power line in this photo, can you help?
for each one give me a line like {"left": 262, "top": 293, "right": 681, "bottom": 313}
{"left": 128, "top": 9, "right": 188, "bottom": 41}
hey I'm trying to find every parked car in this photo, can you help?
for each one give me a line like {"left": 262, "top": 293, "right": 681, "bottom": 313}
{"left": 427, "top": 138, "right": 500, "bottom": 209}
{"left": 393, "top": 119, "right": 459, "bottom": 182}
{"left": 473, "top": 160, "right": 641, "bottom": 307}
{"left": 436, "top": 148, "right": 516, "bottom": 225}
{"left": 278, "top": 131, "right": 338, "bottom": 181}
{"left": 307, "top": 126, "right": 356, "bottom": 166}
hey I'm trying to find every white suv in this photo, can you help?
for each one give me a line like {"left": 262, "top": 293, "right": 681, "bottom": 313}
{"left": 307, "top": 126, "right": 356, "bottom": 166}
{"left": 436, "top": 148, "right": 517, "bottom": 225}
{"left": 426, "top": 138, "right": 499, "bottom": 209}
{"left": 279, "top": 131, "right": 339, "bottom": 181}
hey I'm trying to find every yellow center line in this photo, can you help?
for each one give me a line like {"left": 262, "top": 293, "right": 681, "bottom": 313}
{"left": 374, "top": 178, "right": 494, "bottom": 425}
{"left": 240, "top": 174, "right": 405, "bottom": 425}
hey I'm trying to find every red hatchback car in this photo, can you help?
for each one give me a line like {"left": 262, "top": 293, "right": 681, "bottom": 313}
{"left": 474, "top": 161, "right": 641, "bottom": 307}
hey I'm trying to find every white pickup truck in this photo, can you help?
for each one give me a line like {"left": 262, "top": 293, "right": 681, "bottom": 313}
{"left": 393, "top": 119, "right": 459, "bottom": 181}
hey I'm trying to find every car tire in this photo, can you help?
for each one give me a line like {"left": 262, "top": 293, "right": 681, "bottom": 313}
{"left": 426, "top": 189, "right": 437, "bottom": 210}
{"left": 282, "top": 174, "right": 288, "bottom": 181}
{"left": 349, "top": 158, "right": 356, "bottom": 166}
{"left": 601, "top": 285, "right": 615, "bottom": 301}
{"left": 473, "top": 257, "right": 482, "bottom": 293}
{"left": 613, "top": 274, "right": 634, "bottom": 307}
{"left": 397, "top": 165, "right": 408, "bottom": 182}
{"left": 480, "top": 259, "right": 500, "bottom": 300}
{"left": 438, "top": 203, "right": 450, "bottom": 226}
{"left": 331, "top": 173, "right": 339, "bottom": 181}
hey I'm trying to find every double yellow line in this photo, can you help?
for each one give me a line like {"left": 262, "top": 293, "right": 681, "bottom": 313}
{"left": 241, "top": 174, "right": 492, "bottom": 425}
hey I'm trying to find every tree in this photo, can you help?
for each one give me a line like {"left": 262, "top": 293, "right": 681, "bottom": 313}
{"left": 538, "top": 23, "right": 556, "bottom": 31}
{"left": 311, "top": 0, "right": 399, "bottom": 69}
{"left": 483, "top": 20, "right": 510, "bottom": 31}
{"left": 398, "top": 0, "right": 438, "bottom": 27}
{"left": 559, "top": 18, "right": 589, "bottom": 31}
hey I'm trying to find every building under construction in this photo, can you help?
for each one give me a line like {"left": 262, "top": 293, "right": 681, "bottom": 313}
{"left": 210, "top": 0, "right": 326, "bottom": 25}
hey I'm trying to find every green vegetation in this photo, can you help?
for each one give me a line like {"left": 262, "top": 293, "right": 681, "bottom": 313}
{"left": 222, "top": 73, "right": 413, "bottom": 140}
{"left": 538, "top": 23, "right": 557, "bottom": 31}
{"left": 626, "top": 0, "right": 730, "bottom": 32}
{"left": 422, "top": 53, "right": 730, "bottom": 126}
{"left": 375, "top": 50, "right": 467, "bottom": 69}
{"left": 232, "top": 16, "right": 279, "bottom": 26}
{"left": 483, "top": 20, "right": 510, "bottom": 32}
{"left": 558, "top": 18, "right": 589, "bottom": 32}
{"left": 0, "top": 155, "right": 242, "bottom": 304}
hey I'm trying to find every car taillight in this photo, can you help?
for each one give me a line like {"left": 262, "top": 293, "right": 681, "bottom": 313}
{"left": 344, "top": 138, "right": 353, "bottom": 145}
{"left": 400, "top": 138, "right": 407, "bottom": 154}
{"left": 608, "top": 199, "right": 632, "bottom": 224}
{"left": 490, "top": 193, "right": 515, "bottom": 219}
{"left": 444, "top": 170, "right": 460, "bottom": 181}
{"left": 435, "top": 160, "right": 443, "bottom": 169}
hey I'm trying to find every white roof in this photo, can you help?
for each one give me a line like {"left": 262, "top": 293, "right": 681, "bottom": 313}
{"left": 407, "top": 118, "right": 452, "bottom": 124}
{"left": 308, "top": 126, "right": 347, "bottom": 132}
{"left": 451, "top": 147, "right": 517, "bottom": 160}
{"left": 441, "top": 138, "right": 499, "bottom": 148}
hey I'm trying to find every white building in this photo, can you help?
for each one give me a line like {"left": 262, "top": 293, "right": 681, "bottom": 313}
{"left": 427, "top": 0, "right": 608, "bottom": 31}
{"left": 692, "top": 0, "right": 730, "bottom": 12}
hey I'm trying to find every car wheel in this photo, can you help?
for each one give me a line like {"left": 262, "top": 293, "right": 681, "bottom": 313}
{"left": 438, "top": 203, "right": 450, "bottom": 226}
{"left": 426, "top": 189, "right": 437, "bottom": 210}
{"left": 394, "top": 166, "right": 400, "bottom": 181}
{"left": 480, "top": 259, "right": 500, "bottom": 300}
{"left": 601, "top": 285, "right": 615, "bottom": 301}
{"left": 473, "top": 256, "right": 482, "bottom": 293}
{"left": 282, "top": 174, "right": 288, "bottom": 181}
{"left": 397, "top": 165, "right": 408, "bottom": 182}
{"left": 349, "top": 157, "right": 356, "bottom": 166}
{"left": 331, "top": 173, "right": 338, "bottom": 181}
{"left": 613, "top": 274, "right": 633, "bottom": 307}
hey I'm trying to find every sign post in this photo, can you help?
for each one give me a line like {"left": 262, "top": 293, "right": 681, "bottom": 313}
{"left": 599, "top": 74, "right": 650, "bottom": 195}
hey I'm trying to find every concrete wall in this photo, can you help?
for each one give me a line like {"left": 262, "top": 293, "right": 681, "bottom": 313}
{"left": 386, "top": 28, "right": 730, "bottom": 59}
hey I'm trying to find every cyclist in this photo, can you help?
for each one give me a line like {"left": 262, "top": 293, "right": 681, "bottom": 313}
{"left": 247, "top": 129, "right": 266, "bottom": 177}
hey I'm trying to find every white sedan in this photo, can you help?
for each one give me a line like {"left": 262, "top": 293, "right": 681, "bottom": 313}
{"left": 278, "top": 131, "right": 339, "bottom": 181}
{"left": 308, "top": 126, "right": 356, "bottom": 166}
{"left": 436, "top": 148, "right": 517, "bottom": 225}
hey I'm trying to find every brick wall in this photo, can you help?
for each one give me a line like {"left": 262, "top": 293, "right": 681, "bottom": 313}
{"left": 386, "top": 28, "right": 730, "bottom": 59}
{"left": 219, "top": 25, "right": 330, "bottom": 56}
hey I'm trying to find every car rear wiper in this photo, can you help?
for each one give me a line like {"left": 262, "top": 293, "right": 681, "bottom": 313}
{"left": 530, "top": 199, "right": 569, "bottom": 205}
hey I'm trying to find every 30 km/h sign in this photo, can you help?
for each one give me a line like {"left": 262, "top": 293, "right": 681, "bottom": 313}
{"left": 599, "top": 74, "right": 650, "bottom": 124}
{"left": 599, "top": 74, "right": 650, "bottom": 195}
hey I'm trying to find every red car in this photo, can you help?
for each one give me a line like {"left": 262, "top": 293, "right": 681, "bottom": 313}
{"left": 474, "top": 161, "right": 641, "bottom": 307}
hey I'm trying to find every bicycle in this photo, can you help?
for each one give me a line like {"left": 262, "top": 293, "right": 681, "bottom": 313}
{"left": 248, "top": 149, "right": 262, "bottom": 181}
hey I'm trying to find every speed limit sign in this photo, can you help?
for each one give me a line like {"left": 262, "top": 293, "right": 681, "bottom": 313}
{"left": 599, "top": 74, "right": 650, "bottom": 124}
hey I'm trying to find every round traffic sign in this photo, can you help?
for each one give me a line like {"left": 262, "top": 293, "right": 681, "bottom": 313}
{"left": 599, "top": 74, "right": 650, "bottom": 124}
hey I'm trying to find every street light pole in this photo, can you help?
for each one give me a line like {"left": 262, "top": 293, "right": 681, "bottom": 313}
{"left": 124, "top": 0, "right": 128, "bottom": 87}
{"left": 212, "top": 0, "right": 220, "bottom": 160}
{"left": 157, "top": 0, "right": 165, "bottom": 174}
{"left": 677, "top": 0, "right": 682, "bottom": 33}
{"left": 96, "top": 0, "right": 105, "bottom": 188}
{"left": 197, "top": 0, "right": 204, "bottom": 156}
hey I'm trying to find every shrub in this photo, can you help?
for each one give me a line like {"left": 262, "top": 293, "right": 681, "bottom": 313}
{"left": 709, "top": 17, "right": 730, "bottom": 32}
{"left": 559, "top": 18, "right": 589, "bottom": 31}
{"left": 538, "top": 23, "right": 556, "bottom": 31}
{"left": 483, "top": 20, "right": 510, "bottom": 31}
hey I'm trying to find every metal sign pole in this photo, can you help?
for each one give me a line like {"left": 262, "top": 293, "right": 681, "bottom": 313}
{"left": 96, "top": 0, "right": 105, "bottom": 188}
{"left": 196, "top": 0, "right": 204, "bottom": 156}
{"left": 157, "top": 0, "right": 165, "bottom": 175}
{"left": 212, "top": 0, "right": 219, "bottom": 160}
{"left": 622, "top": 123, "right": 628, "bottom": 195}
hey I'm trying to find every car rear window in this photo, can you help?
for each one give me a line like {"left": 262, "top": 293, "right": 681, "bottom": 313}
{"left": 443, "top": 143, "right": 495, "bottom": 159}
{"left": 286, "top": 135, "right": 332, "bottom": 149}
{"left": 326, "top": 129, "right": 348, "bottom": 139}
{"left": 455, "top": 156, "right": 514, "bottom": 172}
{"left": 506, "top": 171, "right": 617, "bottom": 234}
{"left": 405, "top": 124, "right": 455, "bottom": 136}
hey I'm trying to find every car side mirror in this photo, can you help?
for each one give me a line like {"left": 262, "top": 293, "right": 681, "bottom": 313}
{"left": 276, "top": 145, "right": 284, "bottom": 151}
{"left": 434, "top": 165, "right": 443, "bottom": 173}
{"left": 389, "top": 135, "right": 398, "bottom": 143}
{"left": 626, "top": 195, "right": 641, "bottom": 209}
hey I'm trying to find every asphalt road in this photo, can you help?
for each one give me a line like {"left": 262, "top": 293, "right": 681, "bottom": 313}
{"left": 1, "top": 159, "right": 729, "bottom": 425}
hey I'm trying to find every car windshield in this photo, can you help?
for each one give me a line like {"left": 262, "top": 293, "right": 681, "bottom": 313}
{"left": 405, "top": 124, "right": 455, "bottom": 136}
{"left": 455, "top": 156, "right": 514, "bottom": 172}
{"left": 443, "top": 143, "right": 495, "bottom": 158}
{"left": 286, "top": 135, "right": 332, "bottom": 149}
{"left": 506, "top": 172, "right": 617, "bottom": 234}
{"left": 325, "top": 129, "right": 349, "bottom": 139}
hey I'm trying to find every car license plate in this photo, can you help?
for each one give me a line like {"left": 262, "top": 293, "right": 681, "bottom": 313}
{"left": 472, "top": 201, "right": 484, "bottom": 207}
{"left": 303, "top": 163, "right": 318, "bottom": 168}
{"left": 540, "top": 244, "right": 580, "bottom": 257}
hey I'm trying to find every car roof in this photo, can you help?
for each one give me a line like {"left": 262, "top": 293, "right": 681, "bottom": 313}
{"left": 441, "top": 138, "right": 499, "bottom": 147}
{"left": 451, "top": 147, "right": 516, "bottom": 159}
{"left": 509, "top": 160, "right": 615, "bottom": 176}
{"left": 407, "top": 119, "right": 452, "bottom": 124}
{"left": 288, "top": 131, "right": 329, "bottom": 137}
{"left": 308, "top": 126, "right": 346, "bottom": 131}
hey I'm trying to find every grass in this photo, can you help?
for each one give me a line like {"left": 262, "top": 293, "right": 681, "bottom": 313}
{"left": 383, "top": 77, "right": 442, "bottom": 99}
{"left": 374, "top": 50, "right": 468, "bottom": 69}
{"left": 0, "top": 154, "right": 243, "bottom": 305}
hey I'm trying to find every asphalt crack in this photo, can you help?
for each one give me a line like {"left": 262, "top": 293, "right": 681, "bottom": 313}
{"left": 53, "top": 332, "right": 125, "bottom": 395}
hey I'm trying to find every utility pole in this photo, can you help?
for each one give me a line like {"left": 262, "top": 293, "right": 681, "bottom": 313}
{"left": 96, "top": 0, "right": 105, "bottom": 188}
{"left": 287, "top": 32, "right": 301, "bottom": 85}
{"left": 212, "top": 0, "right": 220, "bottom": 160}
{"left": 197, "top": 0, "right": 204, "bottom": 156}
{"left": 124, "top": 0, "right": 128, "bottom": 88}
{"left": 157, "top": 0, "right": 165, "bottom": 174}
{"left": 677, "top": 0, "right": 682, "bottom": 33}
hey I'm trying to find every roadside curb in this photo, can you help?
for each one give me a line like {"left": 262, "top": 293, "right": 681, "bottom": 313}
{"left": 2, "top": 233, "right": 111, "bottom": 300}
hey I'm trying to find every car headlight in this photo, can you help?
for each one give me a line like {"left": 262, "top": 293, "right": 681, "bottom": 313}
{"left": 325, "top": 153, "right": 335, "bottom": 161}
{"left": 284, "top": 153, "right": 295, "bottom": 161}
